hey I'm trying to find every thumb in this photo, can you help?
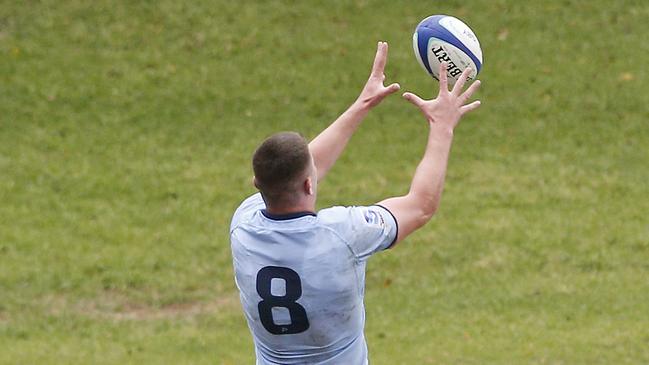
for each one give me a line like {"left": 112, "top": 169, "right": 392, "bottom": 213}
{"left": 382, "top": 83, "right": 401, "bottom": 96}
{"left": 402, "top": 92, "right": 425, "bottom": 107}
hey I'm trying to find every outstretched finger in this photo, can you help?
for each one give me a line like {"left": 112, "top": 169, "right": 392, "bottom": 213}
{"left": 402, "top": 92, "right": 425, "bottom": 108}
{"left": 452, "top": 67, "right": 472, "bottom": 96}
{"left": 459, "top": 80, "right": 481, "bottom": 104}
{"left": 438, "top": 62, "right": 448, "bottom": 93}
{"left": 371, "top": 41, "right": 389, "bottom": 77}
{"left": 460, "top": 100, "right": 481, "bottom": 115}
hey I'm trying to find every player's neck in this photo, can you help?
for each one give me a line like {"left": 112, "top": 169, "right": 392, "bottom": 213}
{"left": 265, "top": 198, "right": 316, "bottom": 216}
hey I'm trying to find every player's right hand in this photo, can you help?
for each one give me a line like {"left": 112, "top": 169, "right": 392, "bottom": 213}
{"left": 356, "top": 41, "right": 401, "bottom": 109}
{"left": 402, "top": 62, "right": 481, "bottom": 134}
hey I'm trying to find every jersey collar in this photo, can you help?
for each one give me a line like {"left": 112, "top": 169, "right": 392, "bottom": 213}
{"left": 261, "top": 209, "right": 317, "bottom": 221}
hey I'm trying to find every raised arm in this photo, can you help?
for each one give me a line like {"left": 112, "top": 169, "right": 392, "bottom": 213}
{"left": 379, "top": 62, "right": 481, "bottom": 245}
{"left": 309, "top": 41, "right": 400, "bottom": 182}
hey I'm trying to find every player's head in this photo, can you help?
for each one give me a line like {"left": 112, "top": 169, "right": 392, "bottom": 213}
{"left": 252, "top": 132, "right": 317, "bottom": 208}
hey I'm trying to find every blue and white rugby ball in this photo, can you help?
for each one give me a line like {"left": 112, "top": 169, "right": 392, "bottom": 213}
{"left": 413, "top": 15, "right": 483, "bottom": 85}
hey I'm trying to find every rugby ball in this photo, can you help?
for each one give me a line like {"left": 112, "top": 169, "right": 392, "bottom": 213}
{"left": 413, "top": 15, "right": 483, "bottom": 85}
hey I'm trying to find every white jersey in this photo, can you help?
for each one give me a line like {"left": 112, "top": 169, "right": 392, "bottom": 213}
{"left": 230, "top": 193, "right": 398, "bottom": 365}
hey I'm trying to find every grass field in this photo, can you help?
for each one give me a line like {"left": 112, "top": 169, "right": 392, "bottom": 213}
{"left": 1, "top": 0, "right": 648, "bottom": 364}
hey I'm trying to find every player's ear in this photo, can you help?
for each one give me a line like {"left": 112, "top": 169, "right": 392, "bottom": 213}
{"left": 304, "top": 177, "right": 314, "bottom": 196}
{"left": 252, "top": 176, "right": 260, "bottom": 189}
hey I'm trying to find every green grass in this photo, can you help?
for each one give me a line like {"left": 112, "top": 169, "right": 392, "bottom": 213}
{"left": 1, "top": 0, "right": 648, "bottom": 363}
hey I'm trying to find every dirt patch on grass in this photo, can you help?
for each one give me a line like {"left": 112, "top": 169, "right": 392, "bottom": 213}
{"left": 44, "top": 290, "right": 240, "bottom": 321}
{"left": 96, "top": 295, "right": 239, "bottom": 321}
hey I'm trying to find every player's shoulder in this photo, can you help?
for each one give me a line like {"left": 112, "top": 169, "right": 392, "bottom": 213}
{"left": 318, "top": 204, "right": 397, "bottom": 232}
{"left": 230, "top": 192, "right": 265, "bottom": 232}
{"left": 317, "top": 205, "right": 353, "bottom": 226}
{"left": 317, "top": 205, "right": 381, "bottom": 228}
{"left": 317, "top": 204, "right": 398, "bottom": 258}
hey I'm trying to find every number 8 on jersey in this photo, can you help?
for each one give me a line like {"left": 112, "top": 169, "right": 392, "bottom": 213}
{"left": 256, "top": 266, "right": 310, "bottom": 335}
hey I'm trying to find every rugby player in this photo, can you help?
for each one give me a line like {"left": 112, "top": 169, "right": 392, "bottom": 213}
{"left": 230, "top": 42, "right": 481, "bottom": 364}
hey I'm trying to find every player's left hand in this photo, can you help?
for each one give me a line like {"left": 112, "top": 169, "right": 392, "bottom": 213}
{"left": 402, "top": 62, "right": 481, "bottom": 134}
{"left": 356, "top": 41, "right": 401, "bottom": 109}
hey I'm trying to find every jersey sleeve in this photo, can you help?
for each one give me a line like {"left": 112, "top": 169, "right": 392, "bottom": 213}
{"left": 319, "top": 204, "right": 398, "bottom": 261}
{"left": 230, "top": 192, "right": 266, "bottom": 232}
